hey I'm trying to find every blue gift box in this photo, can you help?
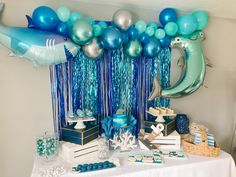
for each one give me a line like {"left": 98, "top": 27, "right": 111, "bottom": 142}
{"left": 62, "top": 124, "right": 99, "bottom": 145}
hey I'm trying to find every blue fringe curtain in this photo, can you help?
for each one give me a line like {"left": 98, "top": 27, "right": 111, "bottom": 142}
{"left": 50, "top": 48, "right": 171, "bottom": 139}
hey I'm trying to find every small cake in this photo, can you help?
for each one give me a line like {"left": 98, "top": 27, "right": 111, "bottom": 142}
{"left": 157, "top": 107, "right": 166, "bottom": 114}
{"left": 113, "top": 114, "right": 127, "bottom": 127}
{"left": 165, "top": 108, "right": 174, "bottom": 114}
{"left": 149, "top": 107, "right": 160, "bottom": 115}
{"left": 128, "top": 156, "right": 136, "bottom": 162}
{"left": 142, "top": 155, "right": 153, "bottom": 163}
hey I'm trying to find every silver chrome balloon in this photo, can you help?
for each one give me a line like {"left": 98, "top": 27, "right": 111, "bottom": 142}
{"left": 113, "top": 9, "right": 133, "bottom": 31}
{"left": 82, "top": 38, "right": 103, "bottom": 59}
{"left": 148, "top": 31, "right": 206, "bottom": 100}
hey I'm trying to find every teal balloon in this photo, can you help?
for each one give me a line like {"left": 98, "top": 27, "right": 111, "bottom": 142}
{"left": 192, "top": 10, "right": 209, "bottom": 30}
{"left": 125, "top": 39, "right": 142, "bottom": 58}
{"left": 145, "top": 26, "right": 155, "bottom": 37}
{"left": 98, "top": 21, "right": 107, "bottom": 29}
{"left": 135, "top": 20, "right": 147, "bottom": 34}
{"left": 148, "top": 32, "right": 206, "bottom": 99}
{"left": 100, "top": 27, "right": 123, "bottom": 49}
{"left": 70, "top": 12, "right": 82, "bottom": 22}
{"left": 148, "top": 21, "right": 158, "bottom": 30}
{"left": 57, "top": 7, "right": 71, "bottom": 22}
{"left": 71, "top": 19, "right": 93, "bottom": 45}
{"left": 177, "top": 15, "right": 198, "bottom": 35}
{"left": 93, "top": 24, "right": 102, "bottom": 37}
{"left": 164, "top": 22, "right": 178, "bottom": 36}
{"left": 85, "top": 17, "right": 95, "bottom": 25}
{"left": 155, "top": 28, "right": 165, "bottom": 39}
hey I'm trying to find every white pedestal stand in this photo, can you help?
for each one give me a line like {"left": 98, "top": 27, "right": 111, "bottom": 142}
{"left": 66, "top": 117, "right": 96, "bottom": 130}
{"left": 146, "top": 111, "right": 176, "bottom": 123}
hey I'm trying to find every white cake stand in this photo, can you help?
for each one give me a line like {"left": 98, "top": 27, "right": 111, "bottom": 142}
{"left": 66, "top": 117, "right": 96, "bottom": 129}
{"left": 146, "top": 111, "right": 176, "bottom": 123}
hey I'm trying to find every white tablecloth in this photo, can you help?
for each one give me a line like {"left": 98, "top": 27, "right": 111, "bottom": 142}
{"left": 31, "top": 150, "right": 236, "bottom": 177}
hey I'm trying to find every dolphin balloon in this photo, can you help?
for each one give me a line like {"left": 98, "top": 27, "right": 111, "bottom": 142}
{"left": 148, "top": 31, "right": 206, "bottom": 100}
{"left": 0, "top": 3, "right": 79, "bottom": 66}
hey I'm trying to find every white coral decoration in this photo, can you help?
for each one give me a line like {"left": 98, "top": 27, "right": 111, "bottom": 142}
{"left": 110, "top": 132, "right": 137, "bottom": 151}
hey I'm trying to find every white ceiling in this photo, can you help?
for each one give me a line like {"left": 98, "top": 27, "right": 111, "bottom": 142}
{"left": 72, "top": 0, "right": 236, "bottom": 20}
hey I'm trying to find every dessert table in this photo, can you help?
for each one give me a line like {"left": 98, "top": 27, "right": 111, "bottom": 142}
{"left": 31, "top": 150, "right": 236, "bottom": 177}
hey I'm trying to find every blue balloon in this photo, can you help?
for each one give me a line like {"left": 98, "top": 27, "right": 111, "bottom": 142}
{"left": 160, "top": 35, "right": 171, "bottom": 48}
{"left": 177, "top": 15, "right": 198, "bottom": 35}
{"left": 128, "top": 27, "right": 138, "bottom": 40}
{"left": 32, "top": 6, "right": 59, "bottom": 30}
{"left": 122, "top": 32, "right": 129, "bottom": 44}
{"left": 100, "top": 27, "right": 123, "bottom": 49}
{"left": 143, "top": 37, "right": 161, "bottom": 58}
{"left": 159, "top": 8, "right": 177, "bottom": 26}
{"left": 139, "top": 32, "right": 149, "bottom": 44}
{"left": 56, "top": 22, "right": 69, "bottom": 36}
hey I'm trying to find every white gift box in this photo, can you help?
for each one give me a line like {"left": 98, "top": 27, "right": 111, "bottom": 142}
{"left": 60, "top": 140, "right": 98, "bottom": 163}
{"left": 150, "top": 131, "right": 181, "bottom": 150}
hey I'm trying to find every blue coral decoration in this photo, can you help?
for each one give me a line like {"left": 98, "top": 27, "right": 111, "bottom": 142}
{"left": 101, "top": 116, "right": 114, "bottom": 139}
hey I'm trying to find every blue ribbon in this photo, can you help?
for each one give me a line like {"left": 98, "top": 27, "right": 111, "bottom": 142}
{"left": 49, "top": 47, "right": 171, "bottom": 138}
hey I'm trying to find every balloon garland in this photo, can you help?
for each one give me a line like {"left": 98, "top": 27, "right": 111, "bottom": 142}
{"left": 24, "top": 6, "right": 208, "bottom": 60}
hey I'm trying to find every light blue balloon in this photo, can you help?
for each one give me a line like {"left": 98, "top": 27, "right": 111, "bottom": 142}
{"left": 70, "top": 11, "right": 82, "bottom": 22}
{"left": 155, "top": 28, "right": 165, "bottom": 39}
{"left": 145, "top": 26, "right": 155, "bottom": 37}
{"left": 85, "top": 17, "right": 95, "bottom": 25}
{"left": 177, "top": 15, "right": 198, "bottom": 35}
{"left": 192, "top": 10, "right": 209, "bottom": 30}
{"left": 98, "top": 21, "right": 107, "bottom": 29}
{"left": 100, "top": 27, "right": 123, "bottom": 49}
{"left": 135, "top": 20, "right": 147, "bottom": 34}
{"left": 93, "top": 24, "right": 102, "bottom": 37}
{"left": 148, "top": 21, "right": 158, "bottom": 30}
{"left": 164, "top": 22, "right": 178, "bottom": 36}
{"left": 57, "top": 7, "right": 71, "bottom": 22}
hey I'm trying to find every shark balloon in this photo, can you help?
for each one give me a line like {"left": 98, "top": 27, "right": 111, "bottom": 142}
{"left": 0, "top": 3, "right": 79, "bottom": 66}
{"left": 148, "top": 31, "right": 206, "bottom": 100}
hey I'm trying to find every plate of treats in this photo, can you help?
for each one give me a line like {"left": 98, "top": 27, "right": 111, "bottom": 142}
{"left": 146, "top": 107, "right": 176, "bottom": 122}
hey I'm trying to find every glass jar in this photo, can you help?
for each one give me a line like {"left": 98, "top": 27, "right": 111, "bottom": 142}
{"left": 97, "top": 136, "right": 109, "bottom": 159}
{"left": 36, "top": 132, "right": 59, "bottom": 161}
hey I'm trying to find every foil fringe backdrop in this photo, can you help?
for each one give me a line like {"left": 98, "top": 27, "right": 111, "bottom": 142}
{"left": 50, "top": 48, "right": 171, "bottom": 138}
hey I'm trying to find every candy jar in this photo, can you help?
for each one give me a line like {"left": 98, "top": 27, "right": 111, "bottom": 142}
{"left": 36, "top": 132, "right": 59, "bottom": 161}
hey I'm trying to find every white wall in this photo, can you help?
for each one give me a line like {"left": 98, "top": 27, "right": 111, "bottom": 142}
{"left": 0, "top": 0, "right": 236, "bottom": 177}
